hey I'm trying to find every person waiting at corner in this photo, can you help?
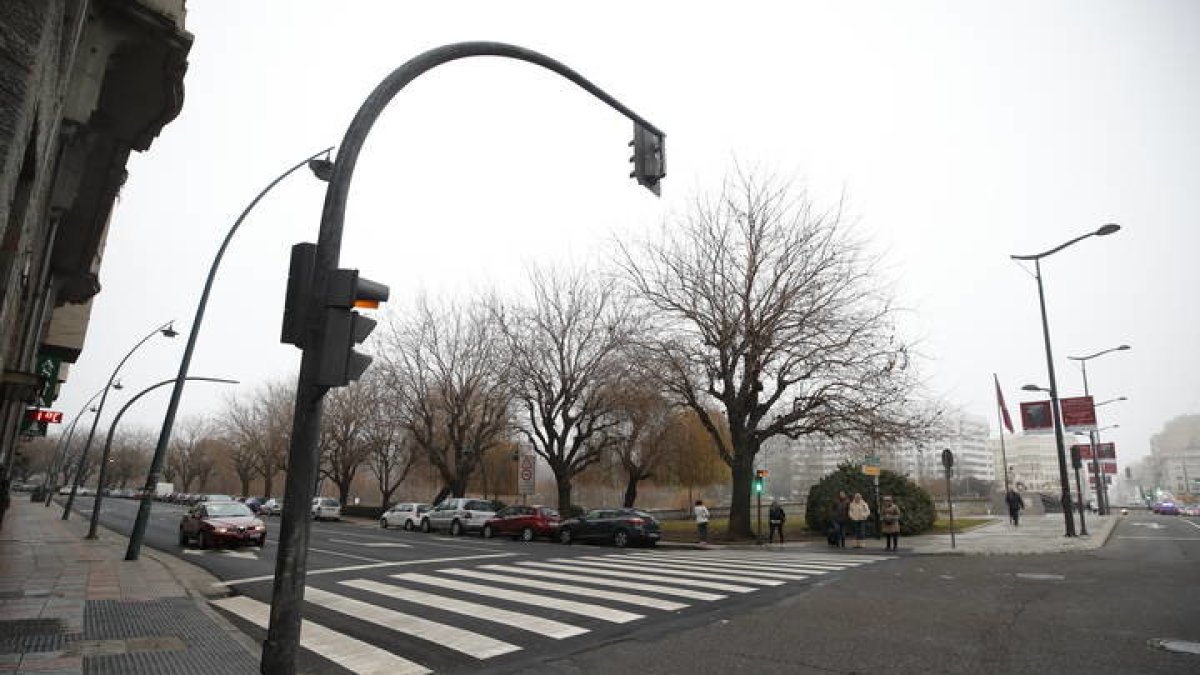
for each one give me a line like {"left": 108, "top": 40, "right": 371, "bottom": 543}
{"left": 768, "top": 500, "right": 786, "bottom": 544}
{"left": 848, "top": 492, "right": 871, "bottom": 548}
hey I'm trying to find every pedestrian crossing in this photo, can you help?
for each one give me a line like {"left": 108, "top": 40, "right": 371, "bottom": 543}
{"left": 211, "top": 550, "right": 892, "bottom": 674}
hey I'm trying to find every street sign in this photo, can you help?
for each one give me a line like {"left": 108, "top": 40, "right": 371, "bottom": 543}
{"left": 517, "top": 452, "right": 536, "bottom": 495}
{"left": 941, "top": 449, "right": 954, "bottom": 469}
{"left": 862, "top": 455, "right": 881, "bottom": 476}
{"left": 26, "top": 408, "right": 63, "bottom": 424}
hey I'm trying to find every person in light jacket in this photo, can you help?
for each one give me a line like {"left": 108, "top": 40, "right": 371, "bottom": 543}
{"left": 848, "top": 492, "right": 871, "bottom": 548}
{"left": 694, "top": 500, "right": 711, "bottom": 545}
{"left": 880, "top": 495, "right": 902, "bottom": 551}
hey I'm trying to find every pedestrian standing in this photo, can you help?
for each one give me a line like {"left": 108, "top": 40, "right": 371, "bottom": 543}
{"left": 830, "top": 491, "right": 850, "bottom": 548}
{"left": 693, "top": 499, "right": 711, "bottom": 545}
{"left": 880, "top": 495, "right": 902, "bottom": 551}
{"left": 1005, "top": 489, "right": 1025, "bottom": 526}
{"left": 768, "top": 500, "right": 786, "bottom": 544}
{"left": 848, "top": 492, "right": 871, "bottom": 548}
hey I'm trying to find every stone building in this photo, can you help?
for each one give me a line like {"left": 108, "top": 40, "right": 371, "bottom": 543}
{"left": 0, "top": 1, "right": 191, "bottom": 482}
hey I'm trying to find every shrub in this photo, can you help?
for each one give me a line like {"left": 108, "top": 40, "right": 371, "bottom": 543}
{"left": 805, "top": 461, "right": 936, "bottom": 536}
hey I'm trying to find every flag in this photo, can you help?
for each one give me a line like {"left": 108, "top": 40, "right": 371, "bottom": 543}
{"left": 994, "top": 374, "right": 1014, "bottom": 433}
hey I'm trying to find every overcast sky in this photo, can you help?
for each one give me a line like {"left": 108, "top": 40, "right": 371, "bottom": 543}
{"left": 53, "top": 0, "right": 1198, "bottom": 469}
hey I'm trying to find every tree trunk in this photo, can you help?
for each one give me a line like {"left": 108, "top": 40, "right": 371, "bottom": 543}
{"left": 240, "top": 478, "right": 251, "bottom": 498}
{"left": 623, "top": 473, "right": 639, "bottom": 508}
{"left": 263, "top": 474, "right": 274, "bottom": 500}
{"left": 336, "top": 480, "right": 351, "bottom": 507}
{"left": 555, "top": 472, "right": 573, "bottom": 512}
{"left": 431, "top": 486, "right": 451, "bottom": 505}
{"left": 728, "top": 451, "right": 756, "bottom": 539}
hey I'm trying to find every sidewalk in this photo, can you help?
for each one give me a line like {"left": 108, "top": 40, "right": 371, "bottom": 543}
{"left": 0, "top": 496, "right": 258, "bottom": 674}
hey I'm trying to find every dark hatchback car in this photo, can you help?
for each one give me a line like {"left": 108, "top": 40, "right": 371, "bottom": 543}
{"left": 179, "top": 501, "right": 266, "bottom": 549}
{"left": 557, "top": 508, "right": 661, "bottom": 548}
{"left": 483, "top": 505, "right": 561, "bottom": 541}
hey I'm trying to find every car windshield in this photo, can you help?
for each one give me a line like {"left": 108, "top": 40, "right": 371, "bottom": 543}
{"left": 207, "top": 503, "right": 254, "bottom": 518}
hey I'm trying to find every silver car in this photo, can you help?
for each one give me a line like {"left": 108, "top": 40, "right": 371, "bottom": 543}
{"left": 380, "top": 502, "right": 431, "bottom": 530}
{"left": 421, "top": 498, "right": 498, "bottom": 536}
{"left": 311, "top": 497, "right": 342, "bottom": 521}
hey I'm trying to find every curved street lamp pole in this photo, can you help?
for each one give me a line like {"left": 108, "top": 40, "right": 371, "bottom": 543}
{"left": 1068, "top": 345, "right": 1130, "bottom": 515}
{"left": 262, "top": 42, "right": 666, "bottom": 673}
{"left": 39, "top": 385, "right": 107, "bottom": 506}
{"left": 61, "top": 321, "right": 176, "bottom": 520}
{"left": 1011, "top": 223, "right": 1120, "bottom": 537}
{"left": 86, "top": 376, "right": 237, "bottom": 540}
{"left": 126, "top": 146, "right": 333, "bottom": 562}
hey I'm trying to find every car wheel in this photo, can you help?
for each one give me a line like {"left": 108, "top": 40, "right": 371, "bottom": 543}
{"left": 421, "top": 518, "right": 431, "bottom": 533}
{"left": 483, "top": 525, "right": 494, "bottom": 539}
{"left": 178, "top": 530, "right": 188, "bottom": 547}
{"left": 613, "top": 529, "right": 629, "bottom": 548}
{"left": 403, "top": 519, "right": 414, "bottom": 531}
{"left": 380, "top": 518, "right": 389, "bottom": 529}
{"left": 558, "top": 528, "right": 573, "bottom": 545}
{"left": 198, "top": 531, "right": 212, "bottom": 550}
{"left": 450, "top": 520, "right": 463, "bottom": 536}
{"left": 521, "top": 527, "right": 535, "bottom": 543}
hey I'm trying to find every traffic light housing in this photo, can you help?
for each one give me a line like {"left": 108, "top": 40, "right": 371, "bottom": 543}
{"left": 753, "top": 469, "right": 768, "bottom": 494}
{"left": 628, "top": 123, "right": 665, "bottom": 196}
{"left": 317, "top": 268, "right": 389, "bottom": 387}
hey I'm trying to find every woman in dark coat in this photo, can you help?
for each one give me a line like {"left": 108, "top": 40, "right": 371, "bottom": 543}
{"left": 880, "top": 495, "right": 901, "bottom": 551}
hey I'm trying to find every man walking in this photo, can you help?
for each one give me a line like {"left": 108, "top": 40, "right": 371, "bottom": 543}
{"left": 829, "top": 491, "right": 850, "bottom": 548}
{"left": 768, "top": 500, "right": 786, "bottom": 544}
{"left": 694, "top": 499, "right": 711, "bottom": 546}
{"left": 1005, "top": 489, "right": 1025, "bottom": 526}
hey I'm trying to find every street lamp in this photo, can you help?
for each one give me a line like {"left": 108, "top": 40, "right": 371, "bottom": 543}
{"left": 262, "top": 42, "right": 666, "bottom": 674}
{"left": 1023, "top": 383, "right": 1089, "bottom": 534}
{"left": 125, "top": 147, "right": 333, "bottom": 562}
{"left": 1068, "top": 345, "right": 1130, "bottom": 515}
{"left": 1012, "top": 223, "right": 1121, "bottom": 536}
{"left": 61, "top": 321, "right": 176, "bottom": 521}
{"left": 39, "top": 385, "right": 110, "bottom": 505}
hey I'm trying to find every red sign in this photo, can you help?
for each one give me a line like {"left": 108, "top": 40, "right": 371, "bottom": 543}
{"left": 1072, "top": 443, "right": 1116, "bottom": 460}
{"left": 1086, "top": 461, "right": 1118, "bottom": 474}
{"left": 1020, "top": 400, "right": 1053, "bottom": 434}
{"left": 1060, "top": 396, "right": 1096, "bottom": 432}
{"left": 25, "top": 408, "right": 63, "bottom": 424}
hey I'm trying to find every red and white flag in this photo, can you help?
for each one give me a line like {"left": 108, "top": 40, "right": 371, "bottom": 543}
{"left": 994, "top": 374, "right": 1014, "bottom": 434}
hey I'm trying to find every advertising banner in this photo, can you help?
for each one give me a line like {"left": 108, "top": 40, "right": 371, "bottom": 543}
{"left": 1086, "top": 461, "right": 1118, "bottom": 474}
{"left": 1060, "top": 395, "right": 1097, "bottom": 432}
{"left": 1073, "top": 443, "right": 1116, "bottom": 460}
{"left": 1020, "top": 400, "right": 1053, "bottom": 434}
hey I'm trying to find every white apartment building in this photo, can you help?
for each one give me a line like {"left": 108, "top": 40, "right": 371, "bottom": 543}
{"left": 990, "top": 433, "right": 1062, "bottom": 494}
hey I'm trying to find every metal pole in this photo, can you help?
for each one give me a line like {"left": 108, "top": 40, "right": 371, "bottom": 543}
{"left": 1073, "top": 459, "right": 1089, "bottom": 535}
{"left": 756, "top": 488, "right": 762, "bottom": 540}
{"left": 40, "top": 388, "right": 104, "bottom": 506}
{"left": 126, "top": 148, "right": 331, "bottom": 562}
{"left": 1032, "top": 259, "right": 1076, "bottom": 536}
{"left": 261, "top": 42, "right": 665, "bottom": 674}
{"left": 86, "top": 377, "right": 236, "bottom": 540}
{"left": 945, "top": 464, "right": 956, "bottom": 549}
{"left": 1079, "top": 360, "right": 1106, "bottom": 515}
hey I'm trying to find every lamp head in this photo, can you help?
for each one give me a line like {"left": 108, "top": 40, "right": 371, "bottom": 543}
{"left": 1117, "top": 344, "right": 1131, "bottom": 351}
{"left": 1095, "top": 223, "right": 1121, "bottom": 236}
{"left": 112, "top": 381, "right": 123, "bottom": 391}
{"left": 161, "top": 323, "right": 178, "bottom": 338}
{"left": 308, "top": 158, "right": 335, "bottom": 182}
{"left": 1021, "top": 384, "right": 1045, "bottom": 392}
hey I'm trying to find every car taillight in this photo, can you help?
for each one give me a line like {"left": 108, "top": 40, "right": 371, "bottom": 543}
{"left": 628, "top": 517, "right": 644, "bottom": 526}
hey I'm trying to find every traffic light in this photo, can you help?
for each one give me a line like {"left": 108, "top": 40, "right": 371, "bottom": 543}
{"left": 628, "top": 123, "right": 665, "bottom": 196}
{"left": 281, "top": 243, "right": 317, "bottom": 347}
{"left": 753, "top": 469, "right": 768, "bottom": 494}
{"left": 317, "top": 268, "right": 389, "bottom": 387}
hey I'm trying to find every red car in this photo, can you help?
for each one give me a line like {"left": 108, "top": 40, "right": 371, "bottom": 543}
{"left": 179, "top": 500, "right": 266, "bottom": 548}
{"left": 482, "top": 505, "right": 561, "bottom": 542}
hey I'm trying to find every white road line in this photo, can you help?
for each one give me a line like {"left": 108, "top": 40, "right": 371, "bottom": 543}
{"left": 211, "top": 595, "right": 429, "bottom": 675}
{"left": 309, "top": 547, "right": 387, "bottom": 563}
{"left": 329, "top": 538, "right": 411, "bottom": 548}
{"left": 532, "top": 560, "right": 760, "bottom": 592}
{"left": 393, "top": 573, "right": 643, "bottom": 624}
{"left": 478, "top": 564, "right": 726, "bottom": 601}
{"left": 1180, "top": 519, "right": 1200, "bottom": 531}
{"left": 439, "top": 568, "right": 688, "bottom": 611}
{"left": 566, "top": 558, "right": 786, "bottom": 586}
{"left": 688, "top": 553, "right": 879, "bottom": 566}
{"left": 213, "top": 553, "right": 520, "bottom": 587}
{"left": 1117, "top": 536, "right": 1200, "bottom": 541}
{"left": 613, "top": 555, "right": 812, "bottom": 580}
{"left": 341, "top": 579, "right": 587, "bottom": 640}
{"left": 304, "top": 587, "right": 518, "bottom": 659}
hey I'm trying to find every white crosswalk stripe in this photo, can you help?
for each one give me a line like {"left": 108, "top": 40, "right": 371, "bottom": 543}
{"left": 558, "top": 557, "right": 785, "bottom": 587}
{"left": 392, "top": 572, "right": 645, "bottom": 623}
{"left": 211, "top": 595, "right": 430, "bottom": 675}
{"left": 340, "top": 578, "right": 588, "bottom": 639}
{"left": 478, "top": 563, "right": 727, "bottom": 601}
{"left": 610, "top": 554, "right": 812, "bottom": 580}
{"left": 521, "top": 560, "right": 760, "bottom": 593}
{"left": 303, "top": 587, "right": 519, "bottom": 659}
{"left": 438, "top": 568, "right": 690, "bottom": 611}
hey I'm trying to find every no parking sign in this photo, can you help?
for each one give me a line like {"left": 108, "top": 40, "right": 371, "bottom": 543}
{"left": 518, "top": 453, "right": 536, "bottom": 495}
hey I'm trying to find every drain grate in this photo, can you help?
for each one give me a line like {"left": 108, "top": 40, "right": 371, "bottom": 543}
{"left": 0, "top": 618, "right": 73, "bottom": 654}
{"left": 0, "top": 618, "right": 65, "bottom": 638}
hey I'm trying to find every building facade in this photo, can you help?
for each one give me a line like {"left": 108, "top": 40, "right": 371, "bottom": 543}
{"left": 0, "top": 1, "right": 191, "bottom": 482}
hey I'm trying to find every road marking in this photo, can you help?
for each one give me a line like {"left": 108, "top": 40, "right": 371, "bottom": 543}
{"left": 213, "top": 553, "right": 519, "bottom": 587}
{"left": 329, "top": 538, "right": 411, "bottom": 548}
{"left": 439, "top": 568, "right": 688, "bottom": 611}
{"left": 392, "top": 573, "right": 643, "bottom": 623}
{"left": 534, "top": 559, "right": 760, "bottom": 592}
{"left": 310, "top": 547, "right": 387, "bottom": 563}
{"left": 684, "top": 552, "right": 883, "bottom": 565}
{"left": 1117, "top": 536, "right": 1200, "bottom": 541}
{"left": 570, "top": 557, "right": 786, "bottom": 586}
{"left": 303, "top": 587, "right": 518, "bottom": 659}
{"left": 478, "top": 564, "right": 726, "bottom": 601}
{"left": 341, "top": 579, "right": 587, "bottom": 639}
{"left": 1130, "top": 522, "right": 1166, "bottom": 530}
{"left": 1180, "top": 519, "right": 1200, "bottom": 531}
{"left": 614, "top": 554, "right": 812, "bottom": 580}
{"left": 211, "top": 595, "right": 429, "bottom": 675}
{"left": 631, "top": 551, "right": 872, "bottom": 570}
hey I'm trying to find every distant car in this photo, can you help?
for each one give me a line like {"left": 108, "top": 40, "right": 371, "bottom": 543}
{"left": 311, "top": 497, "right": 341, "bottom": 521}
{"left": 1179, "top": 504, "right": 1200, "bottom": 517}
{"left": 196, "top": 494, "right": 234, "bottom": 505}
{"left": 1153, "top": 502, "right": 1181, "bottom": 515}
{"left": 178, "top": 501, "right": 266, "bottom": 548}
{"left": 483, "top": 505, "right": 561, "bottom": 541}
{"left": 556, "top": 507, "right": 661, "bottom": 548}
{"left": 380, "top": 502, "right": 431, "bottom": 530}
{"left": 421, "top": 498, "right": 498, "bottom": 535}
{"left": 243, "top": 496, "right": 264, "bottom": 514}
{"left": 259, "top": 498, "right": 283, "bottom": 516}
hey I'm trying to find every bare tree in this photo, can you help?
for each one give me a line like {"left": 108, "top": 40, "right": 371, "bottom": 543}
{"left": 617, "top": 171, "right": 926, "bottom": 538}
{"left": 105, "top": 428, "right": 154, "bottom": 489}
{"left": 318, "top": 378, "right": 379, "bottom": 506}
{"left": 379, "top": 297, "right": 512, "bottom": 503}
{"left": 495, "top": 267, "right": 640, "bottom": 511}
{"left": 166, "top": 417, "right": 218, "bottom": 492}
{"left": 606, "top": 377, "right": 674, "bottom": 507}
{"left": 223, "top": 379, "right": 293, "bottom": 500}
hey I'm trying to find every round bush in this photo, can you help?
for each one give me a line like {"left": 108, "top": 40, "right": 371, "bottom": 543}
{"left": 805, "top": 462, "right": 936, "bottom": 536}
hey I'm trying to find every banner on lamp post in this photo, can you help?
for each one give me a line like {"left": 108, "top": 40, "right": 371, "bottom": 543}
{"left": 1072, "top": 442, "right": 1115, "bottom": 460}
{"left": 1019, "top": 400, "right": 1054, "bottom": 434}
{"left": 1060, "top": 396, "right": 1097, "bottom": 432}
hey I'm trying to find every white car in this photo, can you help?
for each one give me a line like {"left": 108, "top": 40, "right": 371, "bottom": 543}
{"left": 259, "top": 498, "right": 283, "bottom": 516}
{"left": 421, "top": 498, "right": 498, "bottom": 535}
{"left": 380, "top": 502, "right": 431, "bottom": 530}
{"left": 311, "top": 497, "right": 341, "bottom": 521}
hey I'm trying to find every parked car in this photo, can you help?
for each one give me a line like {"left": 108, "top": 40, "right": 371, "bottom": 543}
{"left": 259, "top": 498, "right": 283, "bottom": 516}
{"left": 178, "top": 501, "right": 266, "bottom": 548}
{"left": 556, "top": 507, "right": 661, "bottom": 548}
{"left": 195, "top": 494, "right": 234, "bottom": 505}
{"left": 311, "top": 497, "right": 342, "bottom": 521}
{"left": 1181, "top": 504, "right": 1200, "bottom": 517}
{"left": 483, "top": 505, "right": 561, "bottom": 541}
{"left": 421, "top": 498, "right": 498, "bottom": 535}
{"left": 380, "top": 502, "right": 431, "bottom": 530}
{"left": 1153, "top": 501, "right": 1181, "bottom": 515}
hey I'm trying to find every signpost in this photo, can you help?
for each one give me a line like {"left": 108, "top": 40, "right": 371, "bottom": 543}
{"left": 942, "top": 449, "right": 956, "bottom": 549}
{"left": 863, "top": 456, "right": 882, "bottom": 538}
{"left": 517, "top": 452, "right": 536, "bottom": 504}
